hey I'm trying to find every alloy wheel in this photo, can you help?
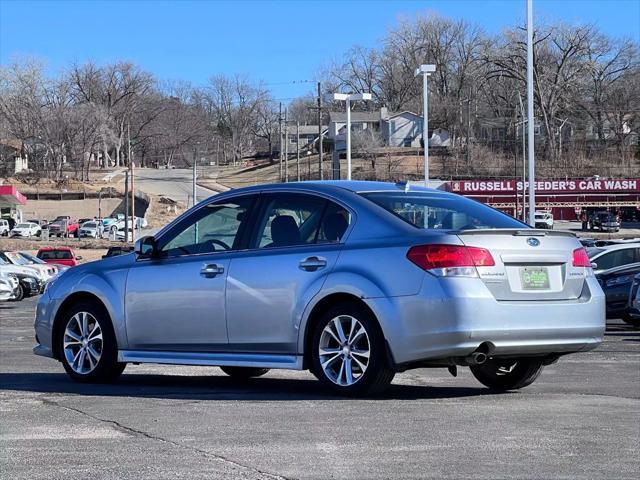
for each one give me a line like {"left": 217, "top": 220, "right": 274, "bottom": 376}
{"left": 319, "top": 315, "right": 370, "bottom": 386}
{"left": 63, "top": 312, "right": 103, "bottom": 374}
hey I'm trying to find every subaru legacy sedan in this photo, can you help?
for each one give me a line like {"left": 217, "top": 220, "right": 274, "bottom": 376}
{"left": 34, "top": 182, "right": 605, "bottom": 395}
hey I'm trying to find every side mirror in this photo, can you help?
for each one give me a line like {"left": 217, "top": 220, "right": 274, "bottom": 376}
{"left": 76, "top": 255, "right": 83, "bottom": 260}
{"left": 590, "top": 262, "right": 598, "bottom": 270}
{"left": 135, "top": 235, "right": 157, "bottom": 258}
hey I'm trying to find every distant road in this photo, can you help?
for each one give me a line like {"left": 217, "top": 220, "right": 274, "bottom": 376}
{"left": 131, "top": 168, "right": 219, "bottom": 206}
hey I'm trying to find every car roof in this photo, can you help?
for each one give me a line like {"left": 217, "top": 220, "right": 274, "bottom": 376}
{"left": 591, "top": 242, "right": 640, "bottom": 254}
{"left": 209, "top": 180, "right": 441, "bottom": 198}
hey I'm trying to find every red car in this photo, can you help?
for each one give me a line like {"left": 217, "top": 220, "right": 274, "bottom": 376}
{"left": 36, "top": 247, "right": 82, "bottom": 267}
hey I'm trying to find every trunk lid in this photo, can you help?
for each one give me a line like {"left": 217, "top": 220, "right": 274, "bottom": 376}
{"left": 456, "top": 228, "right": 586, "bottom": 301}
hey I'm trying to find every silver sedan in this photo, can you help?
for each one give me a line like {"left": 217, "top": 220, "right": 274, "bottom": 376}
{"left": 34, "top": 181, "right": 605, "bottom": 395}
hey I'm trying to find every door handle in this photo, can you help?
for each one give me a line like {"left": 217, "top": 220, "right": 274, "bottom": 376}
{"left": 200, "top": 263, "right": 224, "bottom": 278}
{"left": 299, "top": 256, "right": 327, "bottom": 272}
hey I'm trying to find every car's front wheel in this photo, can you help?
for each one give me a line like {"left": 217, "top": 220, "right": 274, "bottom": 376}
{"left": 470, "top": 357, "right": 544, "bottom": 391}
{"left": 310, "top": 302, "right": 394, "bottom": 396}
{"left": 58, "top": 301, "right": 125, "bottom": 382}
{"left": 220, "top": 367, "right": 269, "bottom": 379}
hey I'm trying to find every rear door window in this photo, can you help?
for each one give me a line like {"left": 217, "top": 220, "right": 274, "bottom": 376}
{"left": 360, "top": 191, "right": 525, "bottom": 230}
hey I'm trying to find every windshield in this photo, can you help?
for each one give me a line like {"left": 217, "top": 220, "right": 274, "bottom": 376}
{"left": 18, "top": 252, "right": 45, "bottom": 264}
{"left": 3, "top": 251, "right": 29, "bottom": 265}
{"left": 16, "top": 223, "right": 32, "bottom": 228}
{"left": 360, "top": 191, "right": 526, "bottom": 230}
{"left": 82, "top": 222, "right": 97, "bottom": 228}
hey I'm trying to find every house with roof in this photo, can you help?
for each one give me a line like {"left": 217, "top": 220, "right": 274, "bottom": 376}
{"left": 380, "top": 109, "right": 425, "bottom": 148}
{"left": 282, "top": 125, "right": 328, "bottom": 154}
{"left": 328, "top": 110, "right": 383, "bottom": 152}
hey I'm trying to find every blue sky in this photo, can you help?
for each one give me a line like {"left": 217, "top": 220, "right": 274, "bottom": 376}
{"left": 1, "top": 0, "right": 639, "bottom": 100}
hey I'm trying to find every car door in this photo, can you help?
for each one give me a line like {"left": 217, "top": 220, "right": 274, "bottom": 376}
{"left": 125, "top": 195, "right": 256, "bottom": 351}
{"left": 225, "top": 193, "right": 352, "bottom": 353}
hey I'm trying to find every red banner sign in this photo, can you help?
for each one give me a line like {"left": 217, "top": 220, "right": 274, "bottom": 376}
{"left": 447, "top": 179, "right": 640, "bottom": 194}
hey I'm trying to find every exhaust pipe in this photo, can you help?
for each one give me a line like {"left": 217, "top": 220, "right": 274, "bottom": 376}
{"left": 464, "top": 352, "right": 487, "bottom": 366}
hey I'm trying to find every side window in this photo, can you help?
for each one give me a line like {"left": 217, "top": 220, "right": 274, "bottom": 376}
{"left": 317, "top": 201, "right": 351, "bottom": 243}
{"left": 596, "top": 249, "right": 635, "bottom": 271}
{"left": 254, "top": 194, "right": 326, "bottom": 249}
{"left": 160, "top": 197, "right": 253, "bottom": 257}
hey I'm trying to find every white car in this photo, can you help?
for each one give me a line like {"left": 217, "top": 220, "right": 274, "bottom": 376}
{"left": 587, "top": 243, "right": 640, "bottom": 275}
{"left": 0, "top": 219, "right": 10, "bottom": 236}
{"left": 78, "top": 221, "right": 100, "bottom": 238}
{"left": 1, "top": 251, "right": 58, "bottom": 280}
{"left": 10, "top": 222, "right": 41, "bottom": 238}
{"left": 0, "top": 272, "right": 18, "bottom": 301}
{"left": 534, "top": 211, "right": 554, "bottom": 229}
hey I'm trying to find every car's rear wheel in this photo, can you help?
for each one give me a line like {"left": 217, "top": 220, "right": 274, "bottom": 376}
{"left": 470, "top": 357, "right": 544, "bottom": 391}
{"left": 220, "top": 366, "right": 269, "bottom": 379}
{"left": 310, "top": 302, "right": 394, "bottom": 396}
{"left": 58, "top": 301, "right": 125, "bottom": 383}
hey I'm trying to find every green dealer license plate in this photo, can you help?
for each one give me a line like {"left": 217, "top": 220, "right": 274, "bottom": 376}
{"left": 519, "top": 267, "right": 550, "bottom": 290}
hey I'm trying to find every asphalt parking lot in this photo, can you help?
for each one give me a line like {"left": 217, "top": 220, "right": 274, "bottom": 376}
{"left": 1, "top": 297, "right": 638, "bottom": 479}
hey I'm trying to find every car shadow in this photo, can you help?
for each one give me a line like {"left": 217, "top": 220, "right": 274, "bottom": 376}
{"left": 0, "top": 372, "right": 490, "bottom": 401}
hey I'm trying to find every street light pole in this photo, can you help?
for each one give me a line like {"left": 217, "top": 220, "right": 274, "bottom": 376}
{"left": 330, "top": 92, "right": 372, "bottom": 181}
{"left": 527, "top": 0, "right": 536, "bottom": 226}
{"left": 415, "top": 64, "right": 436, "bottom": 187}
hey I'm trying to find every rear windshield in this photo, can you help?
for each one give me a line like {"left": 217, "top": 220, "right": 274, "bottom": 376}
{"left": 38, "top": 250, "right": 72, "bottom": 260}
{"left": 360, "top": 191, "right": 526, "bottom": 230}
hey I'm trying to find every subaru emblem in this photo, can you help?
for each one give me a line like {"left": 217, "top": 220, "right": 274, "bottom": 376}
{"left": 527, "top": 238, "right": 540, "bottom": 247}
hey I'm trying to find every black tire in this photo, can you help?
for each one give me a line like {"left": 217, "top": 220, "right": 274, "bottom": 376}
{"left": 310, "top": 302, "right": 394, "bottom": 396}
{"left": 470, "top": 357, "right": 544, "bottom": 391}
{"left": 220, "top": 366, "right": 269, "bottom": 379}
{"left": 9, "top": 283, "right": 24, "bottom": 302}
{"left": 57, "top": 300, "right": 126, "bottom": 383}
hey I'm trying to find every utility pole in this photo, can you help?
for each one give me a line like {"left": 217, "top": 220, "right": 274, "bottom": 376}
{"left": 317, "top": 82, "right": 323, "bottom": 180}
{"left": 128, "top": 122, "right": 135, "bottom": 243}
{"left": 284, "top": 108, "right": 289, "bottom": 182}
{"left": 192, "top": 145, "right": 198, "bottom": 208}
{"left": 278, "top": 103, "right": 283, "bottom": 182}
{"left": 123, "top": 170, "right": 129, "bottom": 243}
{"left": 296, "top": 121, "right": 300, "bottom": 181}
{"left": 527, "top": 0, "right": 536, "bottom": 226}
{"left": 518, "top": 91, "right": 527, "bottom": 221}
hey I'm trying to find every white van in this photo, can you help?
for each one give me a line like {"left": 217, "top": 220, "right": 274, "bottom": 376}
{"left": 0, "top": 219, "right": 10, "bottom": 236}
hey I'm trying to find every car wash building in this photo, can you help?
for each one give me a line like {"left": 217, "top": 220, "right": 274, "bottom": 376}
{"left": 0, "top": 185, "right": 26, "bottom": 227}
{"left": 444, "top": 178, "right": 640, "bottom": 221}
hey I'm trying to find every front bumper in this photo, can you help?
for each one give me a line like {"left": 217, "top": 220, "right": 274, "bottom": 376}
{"left": 376, "top": 276, "right": 606, "bottom": 365}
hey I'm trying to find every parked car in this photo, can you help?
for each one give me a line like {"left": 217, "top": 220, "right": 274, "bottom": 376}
{"left": 46, "top": 218, "right": 80, "bottom": 237}
{"left": 589, "top": 211, "right": 620, "bottom": 232}
{"left": 102, "top": 246, "right": 134, "bottom": 259}
{"left": 587, "top": 243, "right": 640, "bottom": 275}
{"left": 0, "top": 251, "right": 56, "bottom": 282}
{"left": 17, "top": 251, "right": 68, "bottom": 275}
{"left": 36, "top": 247, "right": 82, "bottom": 267}
{"left": 0, "top": 257, "right": 42, "bottom": 300}
{"left": 34, "top": 181, "right": 605, "bottom": 395}
{"left": 10, "top": 221, "right": 42, "bottom": 238}
{"left": 78, "top": 218, "right": 94, "bottom": 225}
{"left": 101, "top": 218, "right": 120, "bottom": 237}
{"left": 0, "top": 272, "right": 19, "bottom": 302}
{"left": 0, "top": 219, "right": 10, "bottom": 236}
{"left": 595, "top": 263, "right": 640, "bottom": 321}
{"left": 534, "top": 211, "right": 554, "bottom": 229}
{"left": 78, "top": 221, "right": 100, "bottom": 238}
{"left": 627, "top": 274, "right": 640, "bottom": 327}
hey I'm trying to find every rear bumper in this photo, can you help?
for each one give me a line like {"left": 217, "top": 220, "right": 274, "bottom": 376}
{"left": 374, "top": 276, "right": 606, "bottom": 365}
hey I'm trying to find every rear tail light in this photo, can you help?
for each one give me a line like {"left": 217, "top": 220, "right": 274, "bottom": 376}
{"left": 407, "top": 244, "right": 495, "bottom": 277}
{"left": 572, "top": 247, "right": 591, "bottom": 267}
